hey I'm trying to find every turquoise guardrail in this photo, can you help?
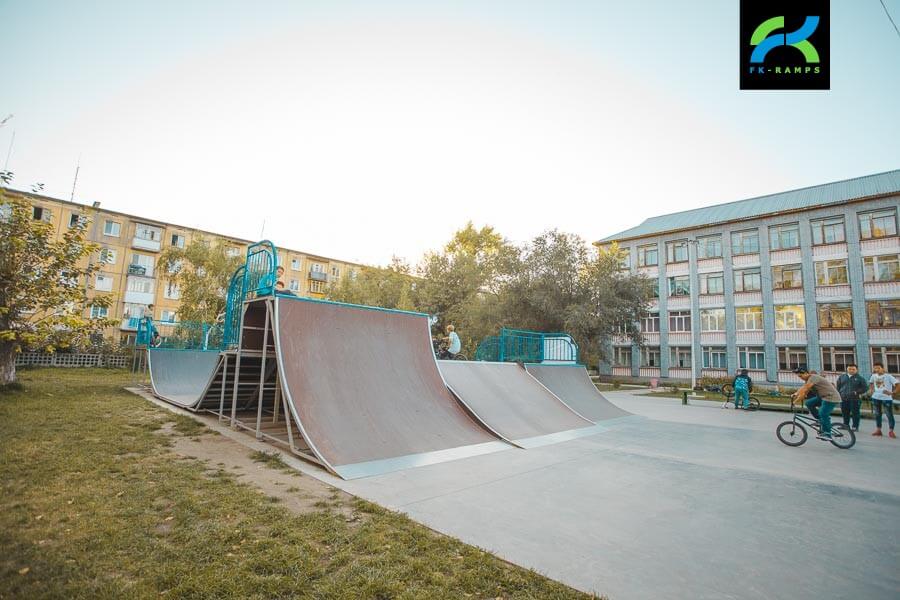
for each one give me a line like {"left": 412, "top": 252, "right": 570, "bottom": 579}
{"left": 222, "top": 240, "right": 278, "bottom": 348}
{"left": 474, "top": 328, "right": 579, "bottom": 363}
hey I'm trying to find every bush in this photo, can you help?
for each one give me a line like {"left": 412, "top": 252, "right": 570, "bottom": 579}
{"left": 612, "top": 380, "right": 622, "bottom": 389}
{"left": 669, "top": 384, "right": 680, "bottom": 394}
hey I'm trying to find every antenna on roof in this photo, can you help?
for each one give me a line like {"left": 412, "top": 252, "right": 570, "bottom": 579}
{"left": 260, "top": 218, "right": 266, "bottom": 239}
{"left": 69, "top": 156, "right": 81, "bottom": 202}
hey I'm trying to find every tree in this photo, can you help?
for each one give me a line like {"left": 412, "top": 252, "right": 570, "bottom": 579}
{"left": 327, "top": 257, "right": 417, "bottom": 312}
{"left": 158, "top": 240, "right": 243, "bottom": 326}
{"left": 0, "top": 175, "right": 114, "bottom": 384}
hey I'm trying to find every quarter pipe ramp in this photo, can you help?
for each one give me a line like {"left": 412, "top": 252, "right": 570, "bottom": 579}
{"left": 438, "top": 361, "right": 604, "bottom": 448}
{"left": 147, "top": 349, "right": 222, "bottom": 408}
{"left": 524, "top": 364, "right": 631, "bottom": 422}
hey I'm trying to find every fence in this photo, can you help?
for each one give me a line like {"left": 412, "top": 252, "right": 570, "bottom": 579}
{"left": 15, "top": 352, "right": 130, "bottom": 369}
{"left": 474, "top": 328, "right": 579, "bottom": 363}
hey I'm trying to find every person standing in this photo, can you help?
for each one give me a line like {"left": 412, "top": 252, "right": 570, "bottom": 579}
{"left": 445, "top": 325, "right": 461, "bottom": 358}
{"left": 792, "top": 366, "right": 842, "bottom": 441}
{"left": 732, "top": 369, "right": 753, "bottom": 410}
{"left": 868, "top": 362, "right": 897, "bottom": 438}
{"left": 836, "top": 364, "right": 867, "bottom": 432}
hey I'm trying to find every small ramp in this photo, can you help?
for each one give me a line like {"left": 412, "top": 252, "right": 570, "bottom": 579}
{"left": 147, "top": 348, "right": 222, "bottom": 409}
{"left": 274, "top": 297, "right": 509, "bottom": 479}
{"left": 438, "top": 361, "right": 604, "bottom": 448}
{"left": 524, "top": 364, "right": 631, "bottom": 422}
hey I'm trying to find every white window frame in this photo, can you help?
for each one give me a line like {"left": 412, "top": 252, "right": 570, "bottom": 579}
{"left": 735, "top": 306, "right": 764, "bottom": 331}
{"left": 815, "top": 259, "right": 849, "bottom": 286}
{"left": 863, "top": 254, "right": 899, "bottom": 283}
{"left": 164, "top": 281, "right": 181, "bottom": 300}
{"left": 641, "top": 347, "right": 661, "bottom": 367}
{"left": 775, "top": 305, "right": 805, "bottom": 330}
{"left": 734, "top": 268, "right": 762, "bottom": 292}
{"left": 668, "top": 310, "right": 691, "bottom": 332}
{"left": 669, "top": 346, "right": 692, "bottom": 368}
{"left": 637, "top": 244, "right": 658, "bottom": 267}
{"left": 99, "top": 247, "right": 117, "bottom": 265}
{"left": 170, "top": 233, "right": 185, "bottom": 248}
{"left": 778, "top": 347, "right": 807, "bottom": 370}
{"left": 702, "top": 347, "right": 727, "bottom": 369}
{"left": 94, "top": 274, "right": 113, "bottom": 292}
{"left": 614, "top": 347, "right": 632, "bottom": 367}
{"left": 103, "top": 220, "right": 121, "bottom": 237}
{"left": 700, "top": 308, "right": 726, "bottom": 332}
{"left": 772, "top": 264, "right": 803, "bottom": 289}
{"left": 699, "top": 272, "right": 724, "bottom": 295}
{"left": 89, "top": 305, "right": 109, "bottom": 319}
{"left": 731, "top": 229, "right": 760, "bottom": 256}
{"left": 696, "top": 235, "right": 723, "bottom": 259}
{"left": 738, "top": 346, "right": 765, "bottom": 370}
{"left": 858, "top": 208, "right": 898, "bottom": 240}
{"left": 769, "top": 222, "right": 800, "bottom": 250}
{"left": 291, "top": 258, "right": 301, "bottom": 271}
{"left": 810, "top": 216, "right": 845, "bottom": 245}
{"left": 160, "top": 309, "right": 177, "bottom": 323}
{"left": 821, "top": 346, "right": 856, "bottom": 373}
{"left": 640, "top": 313, "right": 660, "bottom": 333}
{"left": 289, "top": 279, "right": 299, "bottom": 292}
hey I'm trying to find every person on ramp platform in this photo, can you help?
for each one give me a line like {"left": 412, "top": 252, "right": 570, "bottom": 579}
{"left": 439, "top": 324, "right": 461, "bottom": 360}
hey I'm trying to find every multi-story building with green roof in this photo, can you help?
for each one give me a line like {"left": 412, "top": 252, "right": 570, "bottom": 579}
{"left": 597, "top": 169, "right": 900, "bottom": 386}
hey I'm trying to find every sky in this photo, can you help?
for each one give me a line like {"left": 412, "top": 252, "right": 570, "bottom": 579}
{"left": 2, "top": 0, "right": 899, "bottom": 266}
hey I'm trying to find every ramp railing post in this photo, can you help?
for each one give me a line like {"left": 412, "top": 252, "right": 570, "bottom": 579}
{"left": 218, "top": 354, "right": 229, "bottom": 422}
{"left": 230, "top": 303, "right": 247, "bottom": 428}
{"left": 255, "top": 300, "right": 271, "bottom": 440}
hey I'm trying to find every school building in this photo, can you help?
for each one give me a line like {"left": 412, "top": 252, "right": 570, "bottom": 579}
{"left": 597, "top": 169, "right": 900, "bottom": 385}
{"left": 5, "top": 188, "right": 366, "bottom": 345}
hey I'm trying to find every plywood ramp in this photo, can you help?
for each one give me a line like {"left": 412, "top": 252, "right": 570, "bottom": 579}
{"left": 524, "top": 364, "right": 632, "bottom": 423}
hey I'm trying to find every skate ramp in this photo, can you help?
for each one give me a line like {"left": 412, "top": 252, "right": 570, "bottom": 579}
{"left": 274, "top": 297, "right": 508, "bottom": 479}
{"left": 524, "top": 364, "right": 631, "bottom": 422}
{"left": 438, "top": 361, "right": 604, "bottom": 448}
{"left": 147, "top": 348, "right": 222, "bottom": 409}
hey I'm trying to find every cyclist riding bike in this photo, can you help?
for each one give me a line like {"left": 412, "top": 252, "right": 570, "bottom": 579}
{"left": 792, "top": 365, "right": 842, "bottom": 441}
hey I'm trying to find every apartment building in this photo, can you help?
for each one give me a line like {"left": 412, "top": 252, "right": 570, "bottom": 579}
{"left": 597, "top": 169, "right": 900, "bottom": 386}
{"left": 6, "top": 188, "right": 365, "bottom": 345}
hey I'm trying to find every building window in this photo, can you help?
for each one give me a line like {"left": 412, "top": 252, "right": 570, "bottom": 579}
{"left": 103, "top": 220, "right": 121, "bottom": 237}
{"left": 696, "top": 235, "right": 723, "bottom": 259}
{"left": 821, "top": 347, "right": 856, "bottom": 372}
{"left": 170, "top": 233, "right": 185, "bottom": 248}
{"left": 769, "top": 223, "right": 800, "bottom": 250}
{"left": 666, "top": 240, "right": 689, "bottom": 263}
{"left": 810, "top": 216, "right": 845, "bottom": 245}
{"left": 641, "top": 347, "right": 661, "bottom": 367}
{"left": 669, "top": 347, "right": 692, "bottom": 368}
{"left": 99, "top": 247, "right": 117, "bottom": 265}
{"left": 735, "top": 306, "right": 764, "bottom": 330}
{"left": 164, "top": 281, "right": 181, "bottom": 300}
{"left": 130, "top": 253, "right": 155, "bottom": 276}
{"left": 614, "top": 347, "right": 632, "bottom": 367}
{"left": 94, "top": 274, "right": 113, "bottom": 292}
{"left": 731, "top": 229, "right": 760, "bottom": 256}
{"left": 814, "top": 259, "right": 849, "bottom": 286}
{"left": 702, "top": 347, "right": 727, "bottom": 369}
{"left": 641, "top": 313, "right": 660, "bottom": 333}
{"left": 738, "top": 346, "right": 765, "bottom": 370}
{"left": 289, "top": 279, "right": 299, "bottom": 292}
{"left": 699, "top": 272, "right": 724, "bottom": 295}
{"left": 734, "top": 268, "right": 762, "bottom": 292}
{"left": 310, "top": 280, "right": 326, "bottom": 294}
{"left": 778, "top": 347, "right": 808, "bottom": 370}
{"left": 617, "top": 248, "right": 631, "bottom": 270}
{"left": 126, "top": 277, "right": 154, "bottom": 294}
{"left": 89, "top": 305, "right": 108, "bottom": 319}
{"left": 871, "top": 347, "right": 900, "bottom": 373}
{"left": 772, "top": 264, "right": 803, "bottom": 289}
{"left": 650, "top": 280, "right": 660, "bottom": 298}
{"left": 32, "top": 206, "right": 52, "bottom": 222}
{"left": 68, "top": 213, "right": 87, "bottom": 228}
{"left": 818, "top": 303, "right": 853, "bottom": 329}
{"left": 637, "top": 244, "right": 658, "bottom": 267}
{"left": 669, "top": 310, "right": 691, "bottom": 332}
{"left": 858, "top": 208, "right": 898, "bottom": 240}
{"left": 863, "top": 254, "right": 899, "bottom": 283}
{"left": 291, "top": 258, "right": 301, "bottom": 271}
{"left": 134, "top": 223, "right": 161, "bottom": 241}
{"left": 225, "top": 247, "right": 241, "bottom": 258}
{"left": 668, "top": 275, "right": 690, "bottom": 297}
{"left": 775, "top": 305, "right": 805, "bottom": 330}
{"left": 866, "top": 300, "right": 900, "bottom": 328}
{"left": 700, "top": 308, "right": 725, "bottom": 331}
{"left": 160, "top": 309, "right": 177, "bottom": 323}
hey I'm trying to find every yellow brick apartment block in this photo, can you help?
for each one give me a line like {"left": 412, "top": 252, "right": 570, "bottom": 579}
{"left": 7, "top": 189, "right": 364, "bottom": 345}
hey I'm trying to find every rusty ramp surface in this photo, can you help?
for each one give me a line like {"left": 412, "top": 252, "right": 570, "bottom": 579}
{"left": 147, "top": 348, "right": 222, "bottom": 409}
{"left": 524, "top": 364, "right": 631, "bottom": 422}
{"left": 274, "top": 297, "right": 509, "bottom": 479}
{"left": 438, "top": 361, "right": 606, "bottom": 448}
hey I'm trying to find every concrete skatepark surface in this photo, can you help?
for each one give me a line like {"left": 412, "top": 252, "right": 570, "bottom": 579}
{"left": 438, "top": 360, "right": 600, "bottom": 447}
{"left": 316, "top": 391, "right": 900, "bottom": 600}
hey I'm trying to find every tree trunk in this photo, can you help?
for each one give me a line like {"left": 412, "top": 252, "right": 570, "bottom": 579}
{"left": 0, "top": 341, "right": 16, "bottom": 386}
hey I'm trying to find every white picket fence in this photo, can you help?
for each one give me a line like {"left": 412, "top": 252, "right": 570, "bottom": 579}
{"left": 15, "top": 352, "right": 130, "bottom": 369}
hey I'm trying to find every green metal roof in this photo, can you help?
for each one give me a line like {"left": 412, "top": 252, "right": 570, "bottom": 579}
{"left": 598, "top": 169, "right": 900, "bottom": 243}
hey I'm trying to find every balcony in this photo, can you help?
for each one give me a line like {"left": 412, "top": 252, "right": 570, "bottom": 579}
{"left": 864, "top": 281, "right": 900, "bottom": 299}
{"left": 812, "top": 242, "right": 848, "bottom": 260}
{"left": 699, "top": 294, "right": 724, "bottom": 307}
{"left": 734, "top": 291, "right": 762, "bottom": 306}
{"left": 775, "top": 330, "right": 807, "bottom": 344}
{"left": 308, "top": 270, "right": 328, "bottom": 282}
{"left": 697, "top": 257, "right": 723, "bottom": 272}
{"left": 125, "top": 290, "right": 155, "bottom": 305}
{"left": 769, "top": 248, "right": 802, "bottom": 265}
{"left": 860, "top": 236, "right": 899, "bottom": 255}
{"left": 732, "top": 253, "right": 760, "bottom": 268}
{"left": 667, "top": 331, "right": 691, "bottom": 345}
{"left": 700, "top": 332, "right": 727, "bottom": 345}
{"left": 815, "top": 284, "right": 851, "bottom": 302}
{"left": 665, "top": 262, "right": 689, "bottom": 276}
{"left": 819, "top": 329, "right": 856, "bottom": 344}
{"left": 611, "top": 366, "right": 632, "bottom": 377}
{"left": 127, "top": 264, "right": 153, "bottom": 277}
{"left": 666, "top": 296, "right": 690, "bottom": 310}
{"left": 132, "top": 236, "right": 161, "bottom": 252}
{"left": 773, "top": 288, "right": 804, "bottom": 303}
{"left": 868, "top": 328, "right": 900, "bottom": 343}
{"left": 735, "top": 330, "right": 764, "bottom": 344}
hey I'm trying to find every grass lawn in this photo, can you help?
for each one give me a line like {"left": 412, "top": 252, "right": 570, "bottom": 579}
{"left": 1, "top": 368, "right": 596, "bottom": 599}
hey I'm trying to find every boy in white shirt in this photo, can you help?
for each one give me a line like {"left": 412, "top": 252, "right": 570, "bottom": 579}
{"left": 869, "top": 362, "right": 897, "bottom": 438}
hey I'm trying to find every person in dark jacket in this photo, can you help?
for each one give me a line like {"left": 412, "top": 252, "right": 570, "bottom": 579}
{"left": 837, "top": 363, "right": 867, "bottom": 431}
{"left": 732, "top": 369, "right": 753, "bottom": 409}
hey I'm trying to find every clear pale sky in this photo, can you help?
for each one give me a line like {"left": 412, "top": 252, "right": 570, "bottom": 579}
{"left": 2, "top": 1, "right": 898, "bottom": 265}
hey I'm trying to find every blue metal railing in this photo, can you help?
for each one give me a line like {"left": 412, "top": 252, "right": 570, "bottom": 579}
{"left": 474, "top": 328, "right": 579, "bottom": 363}
{"left": 222, "top": 240, "right": 278, "bottom": 349}
{"left": 223, "top": 265, "right": 246, "bottom": 348}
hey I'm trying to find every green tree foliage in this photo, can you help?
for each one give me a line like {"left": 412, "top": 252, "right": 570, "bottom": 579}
{"left": 327, "top": 257, "right": 417, "bottom": 311}
{"left": 158, "top": 240, "right": 243, "bottom": 326}
{"left": 0, "top": 175, "right": 114, "bottom": 384}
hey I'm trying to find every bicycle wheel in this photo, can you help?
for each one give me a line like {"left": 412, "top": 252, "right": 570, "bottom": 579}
{"left": 776, "top": 420, "right": 808, "bottom": 446}
{"left": 829, "top": 425, "right": 856, "bottom": 450}
{"left": 746, "top": 396, "right": 761, "bottom": 411}
{"left": 454, "top": 353, "right": 469, "bottom": 361}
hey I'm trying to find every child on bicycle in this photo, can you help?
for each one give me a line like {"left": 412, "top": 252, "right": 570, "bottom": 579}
{"left": 792, "top": 366, "right": 842, "bottom": 441}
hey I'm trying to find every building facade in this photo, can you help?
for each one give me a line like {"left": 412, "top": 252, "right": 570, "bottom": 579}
{"left": 597, "top": 170, "right": 900, "bottom": 386}
{"left": 7, "top": 188, "right": 365, "bottom": 345}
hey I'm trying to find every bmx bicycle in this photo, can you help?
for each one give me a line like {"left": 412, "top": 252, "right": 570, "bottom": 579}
{"left": 720, "top": 383, "right": 761, "bottom": 411}
{"left": 433, "top": 338, "right": 468, "bottom": 361}
{"left": 776, "top": 399, "right": 856, "bottom": 450}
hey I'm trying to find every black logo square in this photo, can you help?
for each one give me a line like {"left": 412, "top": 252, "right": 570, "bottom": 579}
{"left": 740, "top": 0, "right": 830, "bottom": 90}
